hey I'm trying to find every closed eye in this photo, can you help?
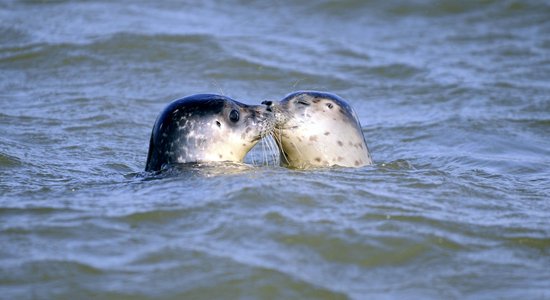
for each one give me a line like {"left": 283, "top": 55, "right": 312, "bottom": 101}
{"left": 297, "top": 100, "right": 310, "bottom": 106}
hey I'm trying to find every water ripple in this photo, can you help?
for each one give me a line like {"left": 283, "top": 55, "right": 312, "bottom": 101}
{"left": 2, "top": 0, "right": 550, "bottom": 298}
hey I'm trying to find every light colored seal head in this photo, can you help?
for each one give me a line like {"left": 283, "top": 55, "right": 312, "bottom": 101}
{"left": 264, "top": 91, "right": 373, "bottom": 169}
{"left": 145, "top": 94, "right": 274, "bottom": 172}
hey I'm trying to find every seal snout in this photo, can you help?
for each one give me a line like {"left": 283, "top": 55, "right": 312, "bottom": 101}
{"left": 261, "top": 100, "right": 291, "bottom": 129}
{"left": 261, "top": 100, "right": 274, "bottom": 112}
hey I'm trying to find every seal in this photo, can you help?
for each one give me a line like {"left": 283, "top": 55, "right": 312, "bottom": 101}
{"left": 264, "top": 91, "right": 373, "bottom": 169}
{"left": 145, "top": 94, "right": 274, "bottom": 172}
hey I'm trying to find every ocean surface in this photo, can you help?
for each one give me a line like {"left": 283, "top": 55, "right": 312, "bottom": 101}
{"left": 1, "top": 0, "right": 549, "bottom": 299}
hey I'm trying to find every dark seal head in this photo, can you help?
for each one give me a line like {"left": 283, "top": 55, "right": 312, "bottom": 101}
{"left": 145, "top": 94, "right": 274, "bottom": 172}
{"left": 264, "top": 91, "right": 373, "bottom": 169}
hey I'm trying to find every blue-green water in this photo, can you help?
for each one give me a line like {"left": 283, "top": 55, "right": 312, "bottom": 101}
{"left": 1, "top": 1, "right": 549, "bottom": 299}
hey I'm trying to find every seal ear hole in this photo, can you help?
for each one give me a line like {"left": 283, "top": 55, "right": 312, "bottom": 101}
{"left": 229, "top": 110, "right": 240, "bottom": 122}
{"left": 327, "top": 103, "right": 334, "bottom": 109}
{"left": 216, "top": 121, "right": 222, "bottom": 127}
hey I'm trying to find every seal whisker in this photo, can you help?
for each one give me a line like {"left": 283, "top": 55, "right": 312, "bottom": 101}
{"left": 250, "top": 145, "right": 257, "bottom": 166}
{"left": 210, "top": 80, "right": 225, "bottom": 96}
{"left": 265, "top": 134, "right": 279, "bottom": 166}
{"left": 271, "top": 136, "right": 279, "bottom": 165}
{"left": 270, "top": 131, "right": 289, "bottom": 166}
{"left": 265, "top": 137, "right": 273, "bottom": 166}
{"left": 261, "top": 136, "right": 268, "bottom": 166}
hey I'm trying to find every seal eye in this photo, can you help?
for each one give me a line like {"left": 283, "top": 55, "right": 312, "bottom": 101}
{"left": 216, "top": 121, "right": 221, "bottom": 127}
{"left": 229, "top": 110, "right": 240, "bottom": 122}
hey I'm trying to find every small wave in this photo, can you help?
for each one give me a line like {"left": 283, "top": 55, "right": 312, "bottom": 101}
{"left": 123, "top": 242, "right": 349, "bottom": 299}
{"left": 140, "top": 162, "right": 257, "bottom": 181}
{"left": 365, "top": 63, "right": 424, "bottom": 80}
{"left": 0, "top": 25, "right": 32, "bottom": 47}
{"left": 6, "top": 259, "right": 102, "bottom": 281}
{"left": 0, "top": 206, "right": 77, "bottom": 216}
{"left": 114, "top": 208, "right": 192, "bottom": 224}
{"left": 312, "top": 0, "right": 531, "bottom": 19}
{"left": 377, "top": 159, "right": 415, "bottom": 170}
{"left": 0, "top": 152, "right": 22, "bottom": 168}
{"left": 503, "top": 236, "right": 550, "bottom": 251}
{"left": 0, "top": 32, "right": 225, "bottom": 71}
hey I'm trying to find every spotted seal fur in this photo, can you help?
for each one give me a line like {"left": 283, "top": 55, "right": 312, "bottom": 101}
{"left": 264, "top": 91, "right": 372, "bottom": 169}
{"left": 145, "top": 94, "right": 274, "bottom": 172}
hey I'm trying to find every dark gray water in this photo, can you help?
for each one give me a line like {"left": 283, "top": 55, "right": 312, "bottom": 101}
{"left": 1, "top": 0, "right": 550, "bottom": 299}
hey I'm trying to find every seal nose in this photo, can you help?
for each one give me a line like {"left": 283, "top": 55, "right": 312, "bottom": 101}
{"left": 262, "top": 100, "right": 273, "bottom": 112}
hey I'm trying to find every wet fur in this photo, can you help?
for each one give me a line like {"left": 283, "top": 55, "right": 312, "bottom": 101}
{"left": 145, "top": 94, "right": 274, "bottom": 172}
{"left": 269, "top": 91, "right": 373, "bottom": 169}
